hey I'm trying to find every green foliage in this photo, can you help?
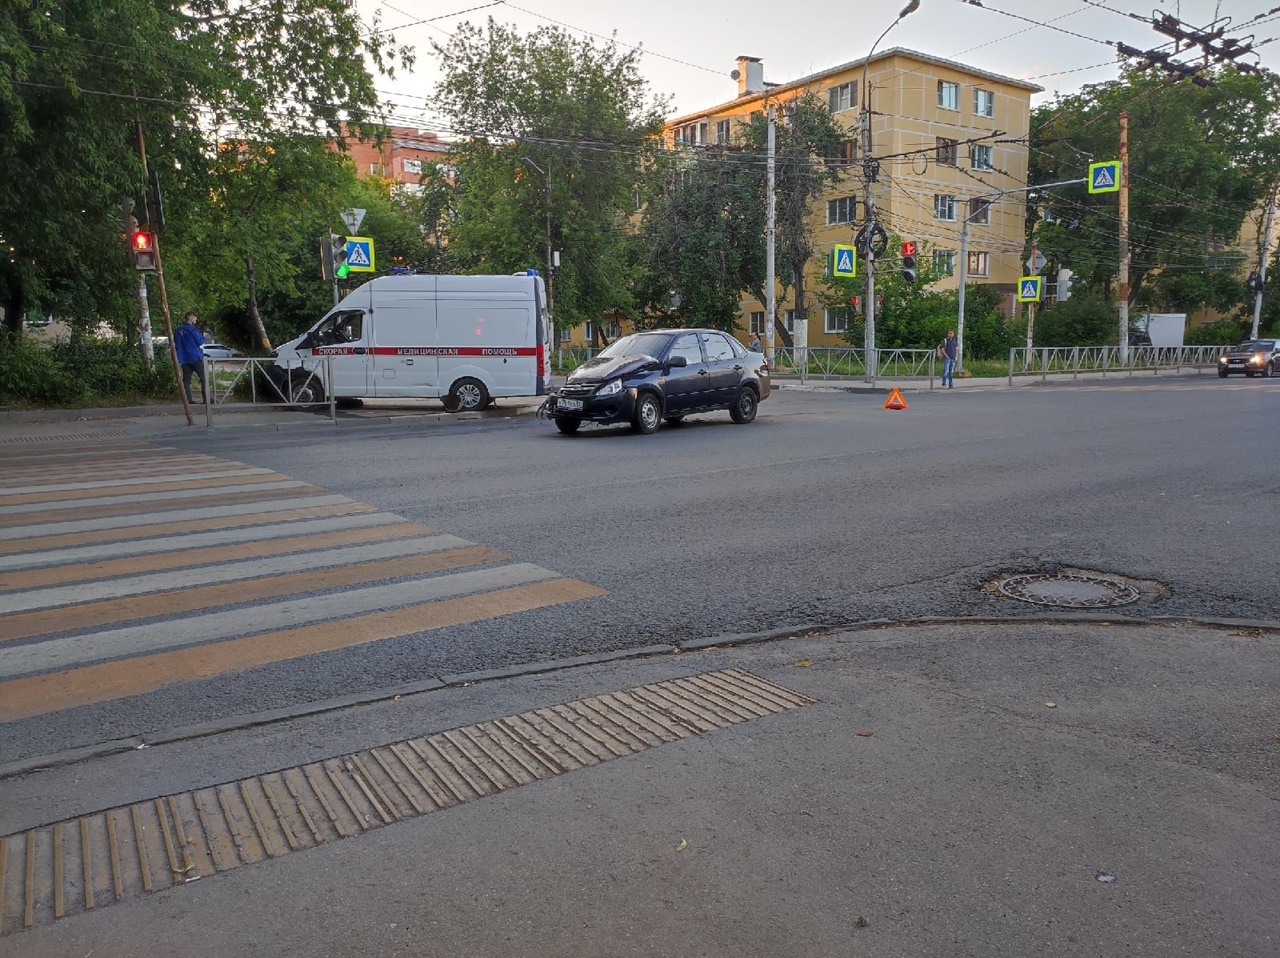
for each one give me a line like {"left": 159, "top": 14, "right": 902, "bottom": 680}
{"left": 429, "top": 19, "right": 668, "bottom": 326}
{"left": 1030, "top": 66, "right": 1280, "bottom": 314}
{"left": 1185, "top": 320, "right": 1247, "bottom": 346}
{"left": 632, "top": 149, "right": 766, "bottom": 331}
{"left": 0, "top": 337, "right": 174, "bottom": 406}
{"left": 1033, "top": 291, "right": 1116, "bottom": 346}
{"left": 963, "top": 285, "right": 1020, "bottom": 360}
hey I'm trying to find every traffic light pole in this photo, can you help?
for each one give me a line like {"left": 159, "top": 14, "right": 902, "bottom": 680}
{"left": 1251, "top": 181, "right": 1277, "bottom": 339}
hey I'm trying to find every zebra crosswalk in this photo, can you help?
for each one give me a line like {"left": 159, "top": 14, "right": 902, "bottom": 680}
{"left": 0, "top": 440, "right": 606, "bottom": 724}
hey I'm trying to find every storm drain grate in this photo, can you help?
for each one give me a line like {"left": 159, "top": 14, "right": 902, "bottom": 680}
{"left": 998, "top": 572, "right": 1139, "bottom": 608}
{"left": 0, "top": 668, "right": 813, "bottom": 936}
{"left": 0, "top": 431, "right": 128, "bottom": 444}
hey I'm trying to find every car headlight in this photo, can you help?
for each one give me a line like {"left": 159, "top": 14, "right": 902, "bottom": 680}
{"left": 595, "top": 379, "right": 623, "bottom": 397}
{"left": 1250, "top": 354, "right": 1263, "bottom": 364}
{"left": 1218, "top": 356, "right": 1227, "bottom": 364}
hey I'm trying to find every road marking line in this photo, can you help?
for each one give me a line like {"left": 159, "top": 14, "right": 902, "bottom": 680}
{"left": 0, "top": 578, "right": 608, "bottom": 721}
{"left": 1, "top": 537, "right": 499, "bottom": 627}
{"left": 0, "top": 466, "right": 274, "bottom": 497}
{"left": 0, "top": 522, "right": 435, "bottom": 592}
{"left": 0, "top": 563, "right": 562, "bottom": 678}
{"left": 0, "top": 485, "right": 329, "bottom": 529}
{"left": 0, "top": 479, "right": 312, "bottom": 517}
{"left": 0, "top": 471, "right": 298, "bottom": 507}
{"left": 0, "top": 454, "right": 220, "bottom": 485}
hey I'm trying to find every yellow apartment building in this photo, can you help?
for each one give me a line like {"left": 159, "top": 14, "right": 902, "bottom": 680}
{"left": 659, "top": 48, "right": 1042, "bottom": 349}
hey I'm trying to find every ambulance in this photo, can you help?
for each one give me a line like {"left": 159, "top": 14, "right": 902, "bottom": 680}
{"left": 270, "top": 272, "right": 552, "bottom": 410}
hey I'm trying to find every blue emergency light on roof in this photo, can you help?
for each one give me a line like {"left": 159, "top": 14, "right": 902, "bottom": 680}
{"left": 525, "top": 268, "right": 541, "bottom": 276}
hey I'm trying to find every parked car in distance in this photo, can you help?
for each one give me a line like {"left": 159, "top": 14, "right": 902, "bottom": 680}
{"left": 202, "top": 342, "right": 243, "bottom": 359}
{"left": 1217, "top": 339, "right": 1278, "bottom": 378}
{"left": 547, "top": 328, "right": 770, "bottom": 435}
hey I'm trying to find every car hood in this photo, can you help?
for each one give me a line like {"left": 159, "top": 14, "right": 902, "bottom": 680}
{"left": 566, "top": 354, "right": 657, "bottom": 383}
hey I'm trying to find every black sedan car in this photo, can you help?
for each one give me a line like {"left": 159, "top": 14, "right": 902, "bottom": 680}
{"left": 1217, "top": 339, "right": 1278, "bottom": 378}
{"left": 548, "top": 329, "right": 771, "bottom": 434}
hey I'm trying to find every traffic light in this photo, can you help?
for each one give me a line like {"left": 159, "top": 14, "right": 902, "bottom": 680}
{"left": 130, "top": 229, "right": 157, "bottom": 271}
{"left": 1057, "top": 267, "right": 1074, "bottom": 301}
{"left": 901, "top": 240, "right": 918, "bottom": 284}
{"left": 331, "top": 234, "right": 349, "bottom": 279}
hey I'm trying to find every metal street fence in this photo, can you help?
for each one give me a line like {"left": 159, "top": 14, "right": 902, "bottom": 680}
{"left": 1005, "top": 345, "right": 1222, "bottom": 384}
{"left": 200, "top": 356, "right": 337, "bottom": 424}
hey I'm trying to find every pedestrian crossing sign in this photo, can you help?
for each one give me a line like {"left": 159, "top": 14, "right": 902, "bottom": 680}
{"left": 831, "top": 243, "right": 857, "bottom": 278}
{"left": 1017, "top": 276, "right": 1043, "bottom": 302}
{"left": 345, "top": 236, "right": 376, "bottom": 273}
{"left": 1088, "top": 161, "right": 1121, "bottom": 194}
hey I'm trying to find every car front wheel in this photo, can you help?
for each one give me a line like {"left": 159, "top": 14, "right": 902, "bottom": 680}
{"left": 554, "top": 418, "right": 581, "bottom": 435}
{"left": 1218, "top": 368, "right": 1229, "bottom": 378}
{"left": 632, "top": 393, "right": 661, "bottom": 434}
{"left": 730, "top": 386, "right": 758, "bottom": 424}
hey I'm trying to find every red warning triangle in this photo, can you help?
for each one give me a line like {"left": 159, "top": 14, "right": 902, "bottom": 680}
{"left": 884, "top": 387, "right": 908, "bottom": 410}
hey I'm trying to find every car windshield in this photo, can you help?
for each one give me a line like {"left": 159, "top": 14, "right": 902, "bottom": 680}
{"left": 598, "top": 333, "right": 672, "bottom": 360}
{"left": 1232, "top": 341, "right": 1272, "bottom": 351}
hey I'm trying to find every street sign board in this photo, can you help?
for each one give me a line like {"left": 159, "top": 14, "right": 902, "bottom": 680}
{"left": 1025, "top": 250, "right": 1046, "bottom": 272}
{"left": 831, "top": 243, "right": 857, "bottom": 278}
{"left": 340, "top": 208, "right": 367, "bottom": 234}
{"left": 345, "top": 236, "right": 375, "bottom": 273}
{"left": 1017, "top": 276, "right": 1043, "bottom": 302}
{"left": 1088, "top": 161, "right": 1121, "bottom": 194}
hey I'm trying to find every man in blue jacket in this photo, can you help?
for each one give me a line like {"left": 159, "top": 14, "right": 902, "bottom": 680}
{"left": 174, "top": 311, "right": 207, "bottom": 403}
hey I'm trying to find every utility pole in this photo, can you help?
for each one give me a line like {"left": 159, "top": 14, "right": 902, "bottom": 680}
{"left": 1118, "top": 112, "right": 1131, "bottom": 364}
{"left": 521, "top": 156, "right": 555, "bottom": 334}
{"left": 1251, "top": 180, "right": 1277, "bottom": 339}
{"left": 766, "top": 106, "right": 776, "bottom": 365}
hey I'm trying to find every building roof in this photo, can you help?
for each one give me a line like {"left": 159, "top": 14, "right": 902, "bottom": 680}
{"left": 668, "top": 46, "right": 1044, "bottom": 126}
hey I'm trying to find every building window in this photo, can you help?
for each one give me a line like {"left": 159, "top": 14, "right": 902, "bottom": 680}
{"left": 827, "top": 196, "right": 856, "bottom": 225}
{"left": 971, "top": 144, "right": 994, "bottom": 171}
{"left": 402, "top": 158, "right": 423, "bottom": 175}
{"left": 974, "top": 88, "right": 995, "bottom": 117}
{"left": 583, "top": 321, "right": 594, "bottom": 342}
{"left": 933, "top": 250, "right": 956, "bottom": 276}
{"left": 824, "top": 308, "right": 849, "bottom": 333}
{"left": 369, "top": 163, "right": 386, "bottom": 177}
{"left": 716, "top": 119, "right": 731, "bottom": 144}
{"left": 934, "top": 194, "right": 957, "bottom": 221}
{"left": 968, "top": 198, "right": 991, "bottom": 225}
{"left": 967, "top": 251, "right": 989, "bottom": 276}
{"left": 675, "top": 122, "right": 708, "bottom": 146}
{"left": 784, "top": 309, "right": 796, "bottom": 333}
{"left": 749, "top": 311, "right": 765, "bottom": 335}
{"left": 936, "top": 137, "right": 958, "bottom": 166}
{"left": 938, "top": 80, "right": 959, "bottom": 111}
{"left": 828, "top": 82, "right": 857, "bottom": 113}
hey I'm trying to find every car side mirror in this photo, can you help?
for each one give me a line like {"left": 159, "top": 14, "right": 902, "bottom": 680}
{"left": 665, "top": 355, "right": 688, "bottom": 369}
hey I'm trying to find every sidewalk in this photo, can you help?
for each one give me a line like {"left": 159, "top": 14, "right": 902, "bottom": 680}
{"left": 2, "top": 617, "right": 1276, "bottom": 957}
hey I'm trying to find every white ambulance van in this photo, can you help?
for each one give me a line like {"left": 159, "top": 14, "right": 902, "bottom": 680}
{"left": 270, "top": 272, "right": 552, "bottom": 411}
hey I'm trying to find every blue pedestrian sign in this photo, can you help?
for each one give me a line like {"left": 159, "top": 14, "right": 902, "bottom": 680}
{"left": 1017, "top": 276, "right": 1043, "bottom": 302}
{"left": 345, "top": 236, "right": 376, "bottom": 273}
{"left": 831, "top": 243, "right": 857, "bottom": 278}
{"left": 1088, "top": 161, "right": 1121, "bottom": 194}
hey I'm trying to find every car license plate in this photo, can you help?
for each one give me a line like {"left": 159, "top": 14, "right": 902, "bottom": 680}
{"left": 558, "top": 397, "right": 583, "bottom": 411}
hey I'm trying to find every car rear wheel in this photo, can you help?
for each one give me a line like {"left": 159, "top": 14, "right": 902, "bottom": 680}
{"left": 730, "top": 386, "right": 758, "bottom": 424}
{"left": 1218, "top": 368, "right": 1229, "bottom": 378}
{"left": 554, "top": 418, "right": 581, "bottom": 435}
{"left": 444, "top": 377, "right": 489, "bottom": 413}
{"left": 632, "top": 393, "right": 661, "bottom": 434}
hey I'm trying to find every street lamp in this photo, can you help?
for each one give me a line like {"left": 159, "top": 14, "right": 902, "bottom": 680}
{"left": 860, "top": 0, "right": 919, "bottom": 382}
{"left": 520, "top": 156, "right": 555, "bottom": 323}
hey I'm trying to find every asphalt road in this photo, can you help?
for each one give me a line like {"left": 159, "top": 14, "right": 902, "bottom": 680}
{"left": 3, "top": 376, "right": 1278, "bottom": 760}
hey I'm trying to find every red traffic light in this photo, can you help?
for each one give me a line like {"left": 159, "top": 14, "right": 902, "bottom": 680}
{"left": 131, "top": 230, "right": 154, "bottom": 252}
{"left": 901, "top": 240, "right": 917, "bottom": 257}
{"left": 130, "top": 229, "right": 157, "bottom": 271}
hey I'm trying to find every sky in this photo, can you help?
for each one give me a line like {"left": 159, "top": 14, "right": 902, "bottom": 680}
{"left": 365, "top": 0, "right": 1280, "bottom": 134}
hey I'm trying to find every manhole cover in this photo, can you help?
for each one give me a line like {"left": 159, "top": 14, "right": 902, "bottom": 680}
{"left": 997, "top": 573, "right": 1139, "bottom": 608}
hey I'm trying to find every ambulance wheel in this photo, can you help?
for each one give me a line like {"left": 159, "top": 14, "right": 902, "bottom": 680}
{"left": 290, "top": 371, "right": 325, "bottom": 405}
{"left": 446, "top": 378, "right": 489, "bottom": 413}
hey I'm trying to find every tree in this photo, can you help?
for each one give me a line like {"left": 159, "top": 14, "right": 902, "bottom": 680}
{"left": 739, "top": 93, "right": 847, "bottom": 338}
{"left": 428, "top": 19, "right": 668, "bottom": 329}
{"left": 0, "top": 0, "right": 409, "bottom": 341}
{"left": 632, "top": 148, "right": 766, "bottom": 331}
{"left": 1030, "top": 65, "right": 1280, "bottom": 316}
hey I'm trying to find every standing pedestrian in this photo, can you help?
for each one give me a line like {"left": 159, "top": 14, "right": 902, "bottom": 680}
{"left": 749, "top": 332, "right": 762, "bottom": 352}
{"left": 174, "top": 311, "right": 207, "bottom": 404}
{"left": 938, "top": 329, "right": 958, "bottom": 388}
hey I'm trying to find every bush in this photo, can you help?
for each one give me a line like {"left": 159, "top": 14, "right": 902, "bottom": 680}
{"left": 0, "top": 336, "right": 176, "bottom": 406}
{"left": 1185, "top": 320, "right": 1247, "bottom": 346}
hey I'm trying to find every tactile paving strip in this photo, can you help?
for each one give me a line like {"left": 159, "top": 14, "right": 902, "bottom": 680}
{"left": 0, "top": 668, "right": 813, "bottom": 936}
